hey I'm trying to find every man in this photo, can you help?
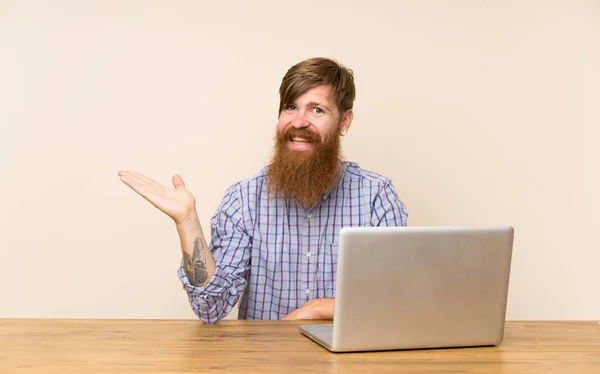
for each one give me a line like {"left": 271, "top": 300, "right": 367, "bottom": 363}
{"left": 118, "top": 57, "right": 408, "bottom": 323}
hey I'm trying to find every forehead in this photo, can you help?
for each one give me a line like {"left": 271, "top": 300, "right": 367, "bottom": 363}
{"left": 294, "top": 85, "right": 334, "bottom": 105}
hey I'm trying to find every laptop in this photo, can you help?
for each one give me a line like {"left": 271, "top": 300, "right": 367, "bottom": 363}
{"left": 299, "top": 226, "right": 514, "bottom": 352}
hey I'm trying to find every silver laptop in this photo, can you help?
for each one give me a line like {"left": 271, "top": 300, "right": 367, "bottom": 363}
{"left": 300, "top": 226, "right": 514, "bottom": 352}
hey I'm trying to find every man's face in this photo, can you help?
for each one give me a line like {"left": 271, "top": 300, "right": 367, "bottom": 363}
{"left": 268, "top": 85, "right": 352, "bottom": 207}
{"left": 276, "top": 85, "right": 342, "bottom": 152}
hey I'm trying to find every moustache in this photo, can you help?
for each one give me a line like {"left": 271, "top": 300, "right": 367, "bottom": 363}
{"left": 281, "top": 128, "right": 321, "bottom": 143}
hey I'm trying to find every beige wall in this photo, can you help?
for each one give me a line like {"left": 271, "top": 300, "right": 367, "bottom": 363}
{"left": 1, "top": 0, "right": 598, "bottom": 320}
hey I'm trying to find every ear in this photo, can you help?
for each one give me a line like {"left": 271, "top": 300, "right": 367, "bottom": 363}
{"left": 341, "top": 109, "right": 354, "bottom": 133}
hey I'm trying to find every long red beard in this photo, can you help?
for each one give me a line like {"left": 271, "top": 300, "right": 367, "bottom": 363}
{"left": 267, "top": 126, "right": 343, "bottom": 207}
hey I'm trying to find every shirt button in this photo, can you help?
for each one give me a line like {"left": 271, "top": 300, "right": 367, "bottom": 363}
{"left": 305, "top": 289, "right": 311, "bottom": 295}
{"left": 306, "top": 213, "right": 313, "bottom": 219}
{"left": 322, "top": 195, "right": 327, "bottom": 201}
{"left": 306, "top": 252, "right": 312, "bottom": 258}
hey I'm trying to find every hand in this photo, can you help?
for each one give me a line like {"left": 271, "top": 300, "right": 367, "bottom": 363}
{"left": 281, "top": 298, "right": 334, "bottom": 321}
{"left": 118, "top": 170, "right": 197, "bottom": 225}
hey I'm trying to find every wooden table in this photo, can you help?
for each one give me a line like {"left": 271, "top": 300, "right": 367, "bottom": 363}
{"left": 0, "top": 319, "right": 598, "bottom": 373}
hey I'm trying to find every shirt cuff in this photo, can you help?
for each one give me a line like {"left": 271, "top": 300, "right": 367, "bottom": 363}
{"left": 178, "top": 263, "right": 231, "bottom": 298}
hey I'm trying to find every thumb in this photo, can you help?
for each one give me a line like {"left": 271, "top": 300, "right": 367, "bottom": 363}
{"left": 172, "top": 174, "right": 186, "bottom": 189}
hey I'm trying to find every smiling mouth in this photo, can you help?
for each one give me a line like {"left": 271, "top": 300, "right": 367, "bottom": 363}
{"left": 290, "top": 137, "right": 312, "bottom": 145}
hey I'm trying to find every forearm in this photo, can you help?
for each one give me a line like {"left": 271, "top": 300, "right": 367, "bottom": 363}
{"left": 178, "top": 266, "right": 239, "bottom": 324}
{"left": 176, "top": 209, "right": 216, "bottom": 287}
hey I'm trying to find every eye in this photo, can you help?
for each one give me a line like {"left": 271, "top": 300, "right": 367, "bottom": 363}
{"left": 285, "top": 104, "right": 297, "bottom": 111}
{"left": 312, "top": 107, "right": 324, "bottom": 114}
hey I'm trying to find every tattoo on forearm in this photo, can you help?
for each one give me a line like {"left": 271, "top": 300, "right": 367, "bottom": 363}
{"left": 183, "top": 237, "right": 209, "bottom": 287}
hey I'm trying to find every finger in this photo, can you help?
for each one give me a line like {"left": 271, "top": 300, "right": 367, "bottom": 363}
{"left": 119, "top": 171, "right": 167, "bottom": 197}
{"left": 119, "top": 173, "right": 147, "bottom": 194}
{"left": 281, "top": 310, "right": 297, "bottom": 320}
{"left": 172, "top": 174, "right": 186, "bottom": 189}
{"left": 121, "top": 170, "right": 158, "bottom": 187}
{"left": 120, "top": 174, "right": 158, "bottom": 204}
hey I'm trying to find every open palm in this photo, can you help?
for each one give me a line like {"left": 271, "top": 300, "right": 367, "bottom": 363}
{"left": 118, "top": 170, "right": 196, "bottom": 224}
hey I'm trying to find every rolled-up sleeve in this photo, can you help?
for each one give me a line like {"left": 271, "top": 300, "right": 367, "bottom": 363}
{"left": 371, "top": 181, "right": 408, "bottom": 227}
{"left": 178, "top": 184, "right": 252, "bottom": 323}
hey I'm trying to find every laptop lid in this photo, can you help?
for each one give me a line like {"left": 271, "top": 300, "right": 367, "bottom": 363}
{"left": 330, "top": 226, "right": 514, "bottom": 352}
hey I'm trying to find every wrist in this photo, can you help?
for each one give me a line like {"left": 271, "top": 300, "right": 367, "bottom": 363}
{"left": 175, "top": 209, "right": 200, "bottom": 231}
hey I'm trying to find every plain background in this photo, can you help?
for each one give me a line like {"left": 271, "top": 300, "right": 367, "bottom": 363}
{"left": 1, "top": 0, "right": 598, "bottom": 320}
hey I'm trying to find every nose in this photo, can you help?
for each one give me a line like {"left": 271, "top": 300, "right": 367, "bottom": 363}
{"left": 291, "top": 111, "right": 310, "bottom": 129}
